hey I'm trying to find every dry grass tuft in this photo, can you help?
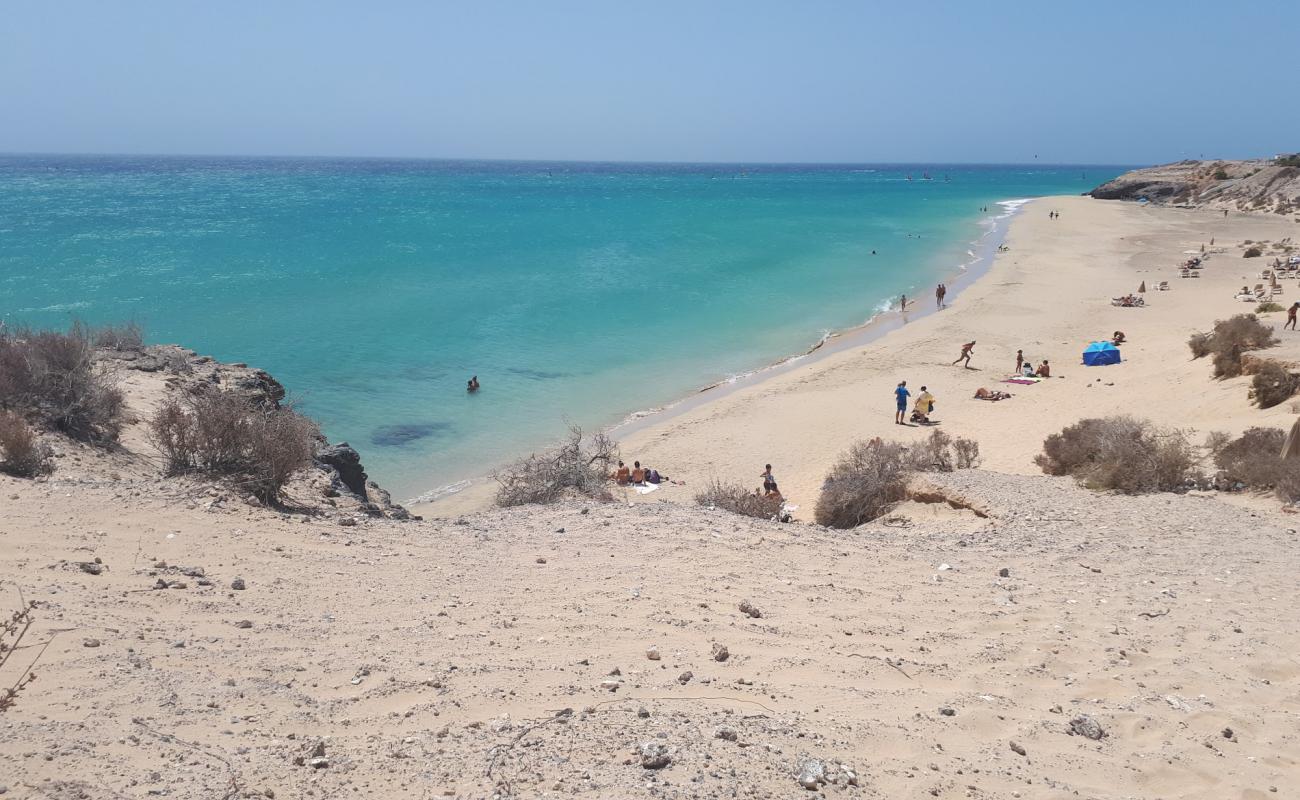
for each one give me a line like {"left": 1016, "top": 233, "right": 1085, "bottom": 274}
{"left": 694, "top": 480, "right": 785, "bottom": 520}
{"left": 1035, "top": 416, "right": 1196, "bottom": 493}
{"left": 0, "top": 411, "right": 52, "bottom": 478}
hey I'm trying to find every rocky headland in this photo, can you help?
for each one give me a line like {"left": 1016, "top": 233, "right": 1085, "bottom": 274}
{"left": 1089, "top": 156, "right": 1300, "bottom": 215}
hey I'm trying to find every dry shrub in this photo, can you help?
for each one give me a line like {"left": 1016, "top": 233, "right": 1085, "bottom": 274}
{"left": 694, "top": 480, "right": 784, "bottom": 520}
{"left": 91, "top": 321, "right": 144, "bottom": 352}
{"left": 1250, "top": 360, "right": 1300, "bottom": 408}
{"left": 1212, "top": 427, "right": 1300, "bottom": 500}
{"left": 1196, "top": 314, "right": 1278, "bottom": 377}
{"left": 0, "top": 324, "right": 125, "bottom": 442}
{"left": 1256, "top": 301, "right": 1286, "bottom": 314}
{"left": 0, "top": 411, "right": 52, "bottom": 478}
{"left": 494, "top": 425, "right": 618, "bottom": 507}
{"left": 1035, "top": 416, "right": 1195, "bottom": 493}
{"left": 815, "top": 432, "right": 981, "bottom": 528}
{"left": 148, "top": 388, "right": 319, "bottom": 502}
{"left": 1244, "top": 246, "right": 1263, "bottom": 258}
{"left": 816, "top": 439, "right": 913, "bottom": 528}
{"left": 1187, "top": 331, "right": 1213, "bottom": 359}
{"left": 1, "top": 593, "right": 39, "bottom": 713}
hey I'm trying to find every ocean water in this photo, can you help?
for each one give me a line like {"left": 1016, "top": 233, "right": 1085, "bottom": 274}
{"left": 0, "top": 156, "right": 1124, "bottom": 499}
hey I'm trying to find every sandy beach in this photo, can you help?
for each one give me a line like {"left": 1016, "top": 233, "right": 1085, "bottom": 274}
{"left": 417, "top": 195, "right": 1300, "bottom": 518}
{"left": 4, "top": 193, "right": 1300, "bottom": 799}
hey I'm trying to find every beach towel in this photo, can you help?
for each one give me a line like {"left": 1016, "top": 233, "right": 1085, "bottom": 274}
{"left": 634, "top": 484, "right": 659, "bottom": 495}
{"left": 1002, "top": 377, "right": 1039, "bottom": 385}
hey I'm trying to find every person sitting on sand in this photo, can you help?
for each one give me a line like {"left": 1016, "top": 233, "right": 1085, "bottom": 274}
{"left": 612, "top": 461, "right": 630, "bottom": 485}
{"left": 914, "top": 386, "right": 935, "bottom": 423}
{"left": 761, "top": 464, "right": 778, "bottom": 496}
{"left": 630, "top": 461, "right": 647, "bottom": 485}
{"left": 1112, "top": 331, "right": 1126, "bottom": 345}
{"left": 1035, "top": 360, "right": 1051, "bottom": 378}
{"left": 467, "top": 375, "right": 480, "bottom": 392}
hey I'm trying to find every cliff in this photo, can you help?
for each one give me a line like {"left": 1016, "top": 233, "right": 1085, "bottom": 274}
{"left": 1089, "top": 157, "right": 1300, "bottom": 215}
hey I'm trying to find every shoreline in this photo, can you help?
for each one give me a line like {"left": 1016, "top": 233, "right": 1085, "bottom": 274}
{"left": 408, "top": 198, "right": 1030, "bottom": 512}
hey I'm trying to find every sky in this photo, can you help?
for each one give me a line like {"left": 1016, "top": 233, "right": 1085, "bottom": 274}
{"left": 2, "top": 0, "right": 1297, "bottom": 165}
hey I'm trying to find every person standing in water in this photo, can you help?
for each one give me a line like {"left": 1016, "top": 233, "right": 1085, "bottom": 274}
{"left": 467, "top": 375, "right": 480, "bottom": 392}
{"left": 900, "top": 294, "right": 909, "bottom": 311}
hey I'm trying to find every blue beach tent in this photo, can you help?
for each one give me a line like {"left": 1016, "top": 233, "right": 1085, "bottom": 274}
{"left": 1082, "top": 341, "right": 1121, "bottom": 366}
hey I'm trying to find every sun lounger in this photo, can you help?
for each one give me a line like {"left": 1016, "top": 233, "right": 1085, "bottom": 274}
{"left": 1180, "top": 269, "right": 1191, "bottom": 278}
{"left": 1157, "top": 281, "right": 1170, "bottom": 291}
{"left": 1273, "top": 286, "right": 1284, "bottom": 295}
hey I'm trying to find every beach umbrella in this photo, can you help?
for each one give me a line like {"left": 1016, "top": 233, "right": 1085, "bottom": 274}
{"left": 1082, "top": 341, "right": 1121, "bottom": 366}
{"left": 1138, "top": 281, "right": 1146, "bottom": 293}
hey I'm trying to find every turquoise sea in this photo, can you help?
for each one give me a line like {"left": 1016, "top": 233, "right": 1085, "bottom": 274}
{"left": 0, "top": 156, "right": 1124, "bottom": 500}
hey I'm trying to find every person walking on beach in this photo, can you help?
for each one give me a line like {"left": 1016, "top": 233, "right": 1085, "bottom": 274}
{"left": 895, "top": 381, "right": 910, "bottom": 425}
{"left": 1287, "top": 302, "right": 1299, "bottom": 331}
{"left": 1014, "top": 349, "right": 1024, "bottom": 375}
{"left": 900, "top": 294, "right": 909, "bottom": 312}
{"left": 936, "top": 283, "right": 947, "bottom": 309}
{"left": 952, "top": 340, "right": 976, "bottom": 368}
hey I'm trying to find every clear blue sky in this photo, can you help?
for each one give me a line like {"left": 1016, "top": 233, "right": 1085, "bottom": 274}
{"left": 3, "top": 0, "right": 1296, "bottom": 164}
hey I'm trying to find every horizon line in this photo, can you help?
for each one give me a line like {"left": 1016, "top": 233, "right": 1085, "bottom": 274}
{"left": 0, "top": 150, "right": 1146, "bottom": 169}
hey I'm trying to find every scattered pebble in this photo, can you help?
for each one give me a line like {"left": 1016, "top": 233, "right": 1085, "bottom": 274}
{"left": 639, "top": 741, "right": 671, "bottom": 769}
{"left": 711, "top": 643, "right": 730, "bottom": 662}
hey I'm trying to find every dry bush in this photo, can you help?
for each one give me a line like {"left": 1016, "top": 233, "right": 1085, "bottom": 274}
{"left": 815, "top": 433, "right": 983, "bottom": 528}
{"left": 1, "top": 593, "right": 39, "bottom": 713}
{"left": 1256, "top": 301, "right": 1286, "bottom": 313}
{"left": 694, "top": 480, "right": 784, "bottom": 520}
{"left": 0, "top": 324, "right": 125, "bottom": 442}
{"left": 494, "top": 425, "right": 619, "bottom": 507}
{"left": 1212, "top": 427, "right": 1300, "bottom": 500}
{"left": 1244, "top": 247, "right": 1263, "bottom": 258}
{"left": 0, "top": 411, "right": 52, "bottom": 478}
{"left": 1198, "top": 314, "right": 1277, "bottom": 377}
{"left": 952, "top": 436, "right": 982, "bottom": 469}
{"left": 1187, "top": 331, "right": 1213, "bottom": 359}
{"left": 816, "top": 439, "right": 913, "bottom": 528}
{"left": 1035, "top": 416, "right": 1195, "bottom": 493}
{"left": 91, "top": 321, "right": 144, "bottom": 352}
{"left": 1250, "top": 360, "right": 1300, "bottom": 408}
{"left": 148, "top": 388, "right": 319, "bottom": 502}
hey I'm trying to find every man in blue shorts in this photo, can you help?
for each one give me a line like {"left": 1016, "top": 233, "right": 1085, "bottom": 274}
{"left": 894, "top": 380, "right": 910, "bottom": 425}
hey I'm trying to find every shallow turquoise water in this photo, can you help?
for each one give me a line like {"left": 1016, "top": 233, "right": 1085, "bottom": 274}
{"left": 0, "top": 157, "right": 1123, "bottom": 498}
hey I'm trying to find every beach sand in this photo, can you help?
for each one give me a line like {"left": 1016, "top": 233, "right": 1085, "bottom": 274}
{"left": 4, "top": 196, "right": 1300, "bottom": 798}
{"left": 418, "top": 195, "right": 1300, "bottom": 519}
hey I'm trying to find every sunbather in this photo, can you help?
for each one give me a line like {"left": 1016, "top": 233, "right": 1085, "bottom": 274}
{"left": 612, "top": 461, "right": 630, "bottom": 485}
{"left": 975, "top": 387, "right": 1012, "bottom": 401}
{"left": 1035, "top": 360, "right": 1051, "bottom": 377}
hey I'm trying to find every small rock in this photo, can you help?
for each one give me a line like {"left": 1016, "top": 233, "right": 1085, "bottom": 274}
{"left": 555, "top": 527, "right": 565, "bottom": 533}
{"left": 637, "top": 707, "right": 650, "bottom": 718}
{"left": 738, "top": 600, "right": 762, "bottom": 618}
{"left": 639, "top": 741, "right": 671, "bottom": 769}
{"left": 82, "top": 638, "right": 101, "bottom": 648}
{"left": 153, "top": 578, "right": 168, "bottom": 590}
{"left": 1049, "top": 704, "right": 1063, "bottom": 714}
{"left": 1068, "top": 715, "right": 1105, "bottom": 740}
{"left": 645, "top": 645, "right": 661, "bottom": 661}
{"left": 714, "top": 725, "right": 738, "bottom": 742}
{"left": 78, "top": 562, "right": 104, "bottom": 576}
{"left": 234, "top": 620, "right": 253, "bottom": 629}
{"left": 535, "top": 557, "right": 547, "bottom": 564}
{"left": 711, "top": 643, "right": 729, "bottom": 662}
{"left": 308, "top": 757, "right": 329, "bottom": 769}
{"left": 1009, "top": 741, "right": 1027, "bottom": 756}
{"left": 797, "top": 759, "right": 826, "bottom": 790}
{"left": 998, "top": 567, "right": 1010, "bottom": 578}
{"left": 1222, "top": 727, "right": 1234, "bottom": 739}
{"left": 939, "top": 707, "right": 956, "bottom": 717}
{"left": 231, "top": 577, "right": 246, "bottom": 591}
{"left": 599, "top": 679, "right": 621, "bottom": 691}
{"left": 677, "top": 670, "right": 693, "bottom": 685}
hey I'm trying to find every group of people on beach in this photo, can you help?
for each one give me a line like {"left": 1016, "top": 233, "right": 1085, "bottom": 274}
{"left": 894, "top": 380, "right": 936, "bottom": 425}
{"left": 1013, "top": 349, "right": 1051, "bottom": 377}
{"left": 611, "top": 460, "right": 669, "bottom": 486}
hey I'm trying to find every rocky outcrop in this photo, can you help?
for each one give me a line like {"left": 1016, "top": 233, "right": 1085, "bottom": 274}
{"left": 1090, "top": 158, "right": 1300, "bottom": 215}
{"left": 316, "top": 442, "right": 369, "bottom": 500}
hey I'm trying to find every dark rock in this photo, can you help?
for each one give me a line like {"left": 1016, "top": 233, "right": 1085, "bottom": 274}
{"left": 316, "top": 443, "right": 368, "bottom": 500}
{"left": 998, "top": 567, "right": 1010, "bottom": 578}
{"left": 370, "top": 422, "right": 450, "bottom": 447}
{"left": 1009, "top": 741, "right": 1027, "bottom": 756}
{"left": 78, "top": 562, "right": 104, "bottom": 576}
{"left": 1068, "top": 715, "right": 1105, "bottom": 740}
{"left": 939, "top": 707, "right": 956, "bottom": 717}
{"left": 338, "top": 517, "right": 358, "bottom": 527}
{"left": 738, "top": 600, "right": 762, "bottom": 619}
{"left": 231, "top": 577, "right": 246, "bottom": 591}
{"left": 711, "top": 643, "right": 730, "bottom": 662}
{"left": 677, "top": 671, "right": 693, "bottom": 685}
{"left": 234, "top": 620, "right": 253, "bottom": 629}
{"left": 82, "top": 638, "right": 101, "bottom": 648}
{"left": 233, "top": 370, "right": 286, "bottom": 408}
